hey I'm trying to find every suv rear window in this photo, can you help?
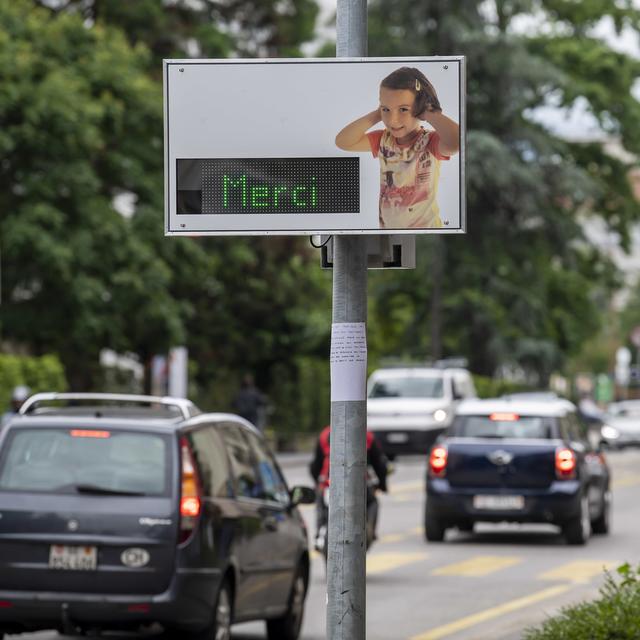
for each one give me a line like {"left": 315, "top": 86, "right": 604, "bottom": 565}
{"left": 0, "top": 428, "right": 170, "bottom": 495}
{"left": 369, "top": 376, "right": 444, "bottom": 399}
{"left": 454, "top": 415, "right": 553, "bottom": 439}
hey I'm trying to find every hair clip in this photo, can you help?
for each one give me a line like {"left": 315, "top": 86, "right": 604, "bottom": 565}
{"left": 415, "top": 79, "right": 421, "bottom": 91}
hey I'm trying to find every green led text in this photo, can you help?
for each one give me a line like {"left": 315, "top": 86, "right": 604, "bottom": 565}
{"left": 222, "top": 174, "right": 319, "bottom": 209}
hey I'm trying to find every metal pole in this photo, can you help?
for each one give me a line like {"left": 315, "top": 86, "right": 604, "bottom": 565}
{"left": 327, "top": 2, "right": 368, "bottom": 638}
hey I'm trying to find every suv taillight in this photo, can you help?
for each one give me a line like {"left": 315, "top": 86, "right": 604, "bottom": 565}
{"left": 179, "top": 437, "right": 202, "bottom": 544}
{"left": 555, "top": 447, "right": 576, "bottom": 479}
{"left": 429, "top": 445, "right": 448, "bottom": 477}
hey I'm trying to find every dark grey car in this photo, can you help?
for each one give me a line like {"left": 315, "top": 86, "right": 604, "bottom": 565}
{"left": 0, "top": 393, "right": 314, "bottom": 640}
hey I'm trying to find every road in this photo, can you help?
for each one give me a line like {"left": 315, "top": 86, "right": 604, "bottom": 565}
{"left": 15, "top": 448, "right": 640, "bottom": 640}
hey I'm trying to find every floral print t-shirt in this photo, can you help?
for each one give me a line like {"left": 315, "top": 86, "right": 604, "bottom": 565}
{"left": 366, "top": 127, "right": 449, "bottom": 229}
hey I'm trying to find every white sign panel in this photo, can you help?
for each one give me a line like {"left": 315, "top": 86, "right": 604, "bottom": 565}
{"left": 164, "top": 57, "right": 465, "bottom": 236}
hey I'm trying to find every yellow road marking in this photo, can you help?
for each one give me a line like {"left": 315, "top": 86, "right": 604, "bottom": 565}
{"left": 538, "top": 560, "right": 617, "bottom": 583}
{"left": 367, "top": 552, "right": 428, "bottom": 575}
{"left": 389, "top": 480, "right": 423, "bottom": 495}
{"left": 432, "top": 555, "right": 522, "bottom": 577}
{"left": 409, "top": 584, "right": 570, "bottom": 640}
{"left": 612, "top": 474, "right": 640, "bottom": 488}
{"left": 379, "top": 532, "right": 409, "bottom": 544}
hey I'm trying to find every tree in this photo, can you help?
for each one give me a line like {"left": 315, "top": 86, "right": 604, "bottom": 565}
{"left": 0, "top": 1, "right": 188, "bottom": 388}
{"left": 2, "top": 1, "right": 331, "bottom": 432}
{"left": 35, "top": 0, "right": 318, "bottom": 59}
{"left": 366, "top": 0, "right": 636, "bottom": 383}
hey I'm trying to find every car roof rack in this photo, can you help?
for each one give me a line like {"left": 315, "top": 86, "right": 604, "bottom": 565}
{"left": 19, "top": 392, "right": 201, "bottom": 421}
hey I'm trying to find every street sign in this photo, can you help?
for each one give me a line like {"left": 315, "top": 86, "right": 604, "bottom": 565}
{"left": 164, "top": 57, "right": 465, "bottom": 236}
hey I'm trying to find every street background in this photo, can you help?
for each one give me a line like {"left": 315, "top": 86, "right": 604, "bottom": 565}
{"left": 14, "top": 448, "right": 640, "bottom": 640}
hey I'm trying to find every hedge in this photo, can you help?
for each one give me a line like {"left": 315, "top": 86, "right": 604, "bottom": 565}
{"left": 523, "top": 564, "right": 640, "bottom": 639}
{"left": 0, "top": 353, "right": 67, "bottom": 408}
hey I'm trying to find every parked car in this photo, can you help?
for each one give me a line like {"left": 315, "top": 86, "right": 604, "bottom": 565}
{"left": 598, "top": 400, "right": 640, "bottom": 449}
{"left": 367, "top": 364, "right": 477, "bottom": 458}
{"left": 425, "top": 396, "right": 611, "bottom": 545}
{"left": 0, "top": 392, "right": 315, "bottom": 639}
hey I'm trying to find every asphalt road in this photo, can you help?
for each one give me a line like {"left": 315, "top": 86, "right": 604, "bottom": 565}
{"left": 15, "top": 448, "right": 640, "bottom": 640}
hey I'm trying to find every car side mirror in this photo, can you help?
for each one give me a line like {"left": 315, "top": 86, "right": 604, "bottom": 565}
{"left": 290, "top": 485, "right": 316, "bottom": 507}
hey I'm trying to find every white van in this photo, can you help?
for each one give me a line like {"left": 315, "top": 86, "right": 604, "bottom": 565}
{"left": 367, "top": 366, "right": 476, "bottom": 458}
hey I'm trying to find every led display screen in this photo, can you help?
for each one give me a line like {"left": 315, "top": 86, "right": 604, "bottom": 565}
{"left": 177, "top": 158, "right": 359, "bottom": 215}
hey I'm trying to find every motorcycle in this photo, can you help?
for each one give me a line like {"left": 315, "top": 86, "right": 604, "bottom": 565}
{"left": 314, "top": 469, "right": 384, "bottom": 563}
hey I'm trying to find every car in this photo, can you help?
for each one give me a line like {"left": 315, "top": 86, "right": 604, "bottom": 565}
{"left": 425, "top": 396, "right": 611, "bottom": 545}
{"left": 367, "top": 363, "right": 477, "bottom": 458}
{"left": 598, "top": 400, "right": 640, "bottom": 449}
{"left": 0, "top": 392, "right": 315, "bottom": 639}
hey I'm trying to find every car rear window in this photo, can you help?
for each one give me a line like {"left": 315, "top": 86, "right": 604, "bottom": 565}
{"left": 0, "top": 428, "right": 171, "bottom": 495}
{"left": 454, "top": 415, "right": 553, "bottom": 439}
{"left": 369, "top": 376, "right": 444, "bottom": 399}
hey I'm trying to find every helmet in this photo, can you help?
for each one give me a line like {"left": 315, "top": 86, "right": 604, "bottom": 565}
{"left": 12, "top": 386, "right": 31, "bottom": 402}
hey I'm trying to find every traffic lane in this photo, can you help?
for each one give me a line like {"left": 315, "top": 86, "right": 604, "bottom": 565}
{"left": 230, "top": 461, "right": 431, "bottom": 640}
{"left": 291, "top": 450, "right": 638, "bottom": 640}
{"left": 11, "top": 451, "right": 639, "bottom": 640}
{"left": 381, "top": 450, "right": 639, "bottom": 640}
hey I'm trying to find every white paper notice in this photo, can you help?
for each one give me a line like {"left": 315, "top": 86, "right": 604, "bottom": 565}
{"left": 330, "top": 322, "right": 367, "bottom": 402}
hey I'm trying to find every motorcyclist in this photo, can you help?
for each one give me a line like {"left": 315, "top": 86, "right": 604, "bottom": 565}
{"left": 309, "top": 424, "right": 389, "bottom": 550}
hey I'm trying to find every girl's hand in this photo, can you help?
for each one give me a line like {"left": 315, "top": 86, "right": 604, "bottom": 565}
{"left": 416, "top": 78, "right": 442, "bottom": 118}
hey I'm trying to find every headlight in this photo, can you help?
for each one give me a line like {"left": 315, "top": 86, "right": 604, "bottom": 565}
{"left": 601, "top": 425, "right": 620, "bottom": 440}
{"left": 433, "top": 409, "right": 448, "bottom": 423}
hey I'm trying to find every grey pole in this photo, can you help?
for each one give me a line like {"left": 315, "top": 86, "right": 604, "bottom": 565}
{"left": 327, "top": 1, "right": 368, "bottom": 639}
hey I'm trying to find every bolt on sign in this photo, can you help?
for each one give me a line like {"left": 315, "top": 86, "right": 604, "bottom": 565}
{"left": 164, "top": 57, "right": 466, "bottom": 236}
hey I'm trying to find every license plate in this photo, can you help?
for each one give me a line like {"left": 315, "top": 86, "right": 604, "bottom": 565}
{"left": 387, "top": 433, "right": 409, "bottom": 443}
{"left": 473, "top": 495, "right": 524, "bottom": 510}
{"left": 49, "top": 545, "right": 97, "bottom": 570}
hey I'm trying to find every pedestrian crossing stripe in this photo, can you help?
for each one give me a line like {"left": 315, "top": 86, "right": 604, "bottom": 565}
{"left": 538, "top": 560, "right": 618, "bottom": 583}
{"left": 431, "top": 555, "right": 522, "bottom": 577}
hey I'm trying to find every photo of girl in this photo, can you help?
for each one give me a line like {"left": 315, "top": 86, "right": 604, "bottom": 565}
{"left": 335, "top": 66, "right": 460, "bottom": 229}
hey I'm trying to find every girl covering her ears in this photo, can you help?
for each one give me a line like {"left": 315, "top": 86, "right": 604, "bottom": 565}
{"left": 335, "top": 66, "right": 460, "bottom": 229}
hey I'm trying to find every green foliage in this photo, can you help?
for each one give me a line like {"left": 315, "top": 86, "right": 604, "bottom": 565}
{"left": 472, "top": 374, "right": 530, "bottom": 399}
{"left": 35, "top": 0, "right": 318, "bottom": 59}
{"left": 268, "top": 356, "right": 331, "bottom": 444}
{"left": 0, "top": 353, "right": 67, "bottom": 408}
{"left": 365, "top": 0, "right": 631, "bottom": 383}
{"left": 523, "top": 563, "right": 640, "bottom": 639}
{"left": 0, "top": 1, "right": 185, "bottom": 388}
{"left": 5, "top": 0, "right": 639, "bottom": 441}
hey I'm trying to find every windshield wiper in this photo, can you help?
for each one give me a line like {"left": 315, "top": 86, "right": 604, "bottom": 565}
{"left": 74, "top": 484, "right": 146, "bottom": 496}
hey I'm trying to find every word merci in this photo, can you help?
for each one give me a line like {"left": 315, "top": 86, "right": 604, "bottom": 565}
{"left": 222, "top": 174, "right": 319, "bottom": 209}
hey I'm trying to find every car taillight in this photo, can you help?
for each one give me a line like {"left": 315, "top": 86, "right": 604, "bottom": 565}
{"left": 555, "top": 447, "right": 576, "bottom": 479}
{"left": 179, "top": 437, "right": 202, "bottom": 544}
{"left": 429, "top": 445, "right": 448, "bottom": 477}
